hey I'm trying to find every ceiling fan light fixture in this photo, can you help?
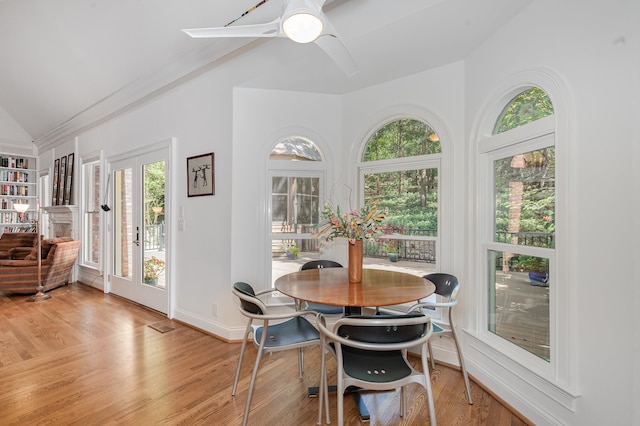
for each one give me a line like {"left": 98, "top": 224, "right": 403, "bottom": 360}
{"left": 282, "top": 12, "right": 323, "bottom": 43}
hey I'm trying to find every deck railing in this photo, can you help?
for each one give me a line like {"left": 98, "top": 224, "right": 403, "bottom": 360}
{"left": 494, "top": 231, "right": 555, "bottom": 248}
{"left": 145, "top": 224, "right": 164, "bottom": 251}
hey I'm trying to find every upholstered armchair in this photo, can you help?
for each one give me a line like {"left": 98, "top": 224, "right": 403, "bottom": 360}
{"left": 0, "top": 232, "right": 39, "bottom": 259}
{"left": 0, "top": 238, "right": 80, "bottom": 294}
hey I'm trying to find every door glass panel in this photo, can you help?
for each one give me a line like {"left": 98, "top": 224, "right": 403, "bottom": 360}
{"left": 114, "top": 168, "right": 132, "bottom": 279}
{"left": 142, "top": 160, "right": 166, "bottom": 288}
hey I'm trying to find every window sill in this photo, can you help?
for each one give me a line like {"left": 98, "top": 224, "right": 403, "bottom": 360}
{"left": 464, "top": 331, "right": 581, "bottom": 413}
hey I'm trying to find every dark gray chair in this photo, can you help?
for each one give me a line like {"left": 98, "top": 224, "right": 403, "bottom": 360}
{"left": 409, "top": 273, "right": 473, "bottom": 404}
{"left": 231, "top": 282, "right": 321, "bottom": 426}
{"left": 299, "top": 260, "right": 344, "bottom": 315}
{"left": 316, "top": 312, "right": 437, "bottom": 426}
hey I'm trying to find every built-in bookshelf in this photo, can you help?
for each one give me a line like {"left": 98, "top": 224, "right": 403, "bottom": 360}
{"left": 0, "top": 153, "right": 37, "bottom": 234}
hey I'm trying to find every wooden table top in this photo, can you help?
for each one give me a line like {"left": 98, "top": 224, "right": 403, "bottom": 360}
{"left": 274, "top": 268, "right": 435, "bottom": 308}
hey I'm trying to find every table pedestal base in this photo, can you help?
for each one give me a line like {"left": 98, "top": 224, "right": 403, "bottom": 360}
{"left": 308, "top": 386, "right": 370, "bottom": 422}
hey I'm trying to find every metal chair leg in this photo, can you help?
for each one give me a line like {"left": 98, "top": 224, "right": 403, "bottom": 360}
{"left": 421, "top": 346, "right": 438, "bottom": 426}
{"left": 317, "top": 339, "right": 330, "bottom": 425}
{"left": 450, "top": 325, "right": 473, "bottom": 404}
{"left": 232, "top": 321, "right": 253, "bottom": 396}
{"left": 337, "top": 376, "right": 345, "bottom": 426}
{"left": 427, "top": 338, "right": 436, "bottom": 370}
{"left": 242, "top": 325, "right": 269, "bottom": 426}
{"left": 298, "top": 347, "right": 304, "bottom": 378}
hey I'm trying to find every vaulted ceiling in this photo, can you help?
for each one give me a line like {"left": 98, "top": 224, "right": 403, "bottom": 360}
{"left": 0, "top": 0, "right": 530, "bottom": 150}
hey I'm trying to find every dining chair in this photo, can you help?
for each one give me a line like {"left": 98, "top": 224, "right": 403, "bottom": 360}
{"left": 409, "top": 272, "right": 473, "bottom": 404}
{"left": 231, "top": 282, "right": 321, "bottom": 426}
{"left": 299, "top": 260, "right": 344, "bottom": 315}
{"left": 316, "top": 312, "right": 437, "bottom": 426}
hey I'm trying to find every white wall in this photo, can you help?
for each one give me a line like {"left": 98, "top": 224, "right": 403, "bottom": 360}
{"left": 465, "top": 0, "right": 636, "bottom": 424}
{"left": 72, "top": 62, "right": 237, "bottom": 337}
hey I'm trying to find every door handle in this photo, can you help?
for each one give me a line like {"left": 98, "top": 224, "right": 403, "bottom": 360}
{"left": 133, "top": 226, "right": 140, "bottom": 246}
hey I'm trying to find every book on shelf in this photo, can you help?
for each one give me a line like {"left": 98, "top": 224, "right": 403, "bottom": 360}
{"left": 0, "top": 156, "right": 30, "bottom": 169}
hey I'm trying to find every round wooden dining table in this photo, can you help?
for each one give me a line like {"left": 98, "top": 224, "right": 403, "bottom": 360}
{"left": 275, "top": 267, "right": 435, "bottom": 313}
{"left": 275, "top": 267, "right": 436, "bottom": 420}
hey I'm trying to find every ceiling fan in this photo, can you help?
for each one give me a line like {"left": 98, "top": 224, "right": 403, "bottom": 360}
{"left": 182, "top": 0, "right": 358, "bottom": 77}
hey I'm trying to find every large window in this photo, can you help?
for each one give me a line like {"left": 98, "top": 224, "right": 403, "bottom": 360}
{"left": 483, "top": 87, "right": 555, "bottom": 361}
{"left": 81, "top": 159, "right": 101, "bottom": 268}
{"left": 269, "top": 137, "right": 324, "bottom": 285}
{"left": 360, "top": 118, "right": 441, "bottom": 271}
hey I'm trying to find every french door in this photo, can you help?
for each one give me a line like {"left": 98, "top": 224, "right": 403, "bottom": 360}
{"left": 109, "top": 148, "right": 169, "bottom": 313}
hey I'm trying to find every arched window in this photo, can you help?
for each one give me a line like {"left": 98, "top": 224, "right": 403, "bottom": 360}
{"left": 268, "top": 137, "right": 324, "bottom": 285}
{"left": 482, "top": 87, "right": 555, "bottom": 362}
{"left": 494, "top": 87, "right": 553, "bottom": 134}
{"left": 269, "top": 137, "right": 323, "bottom": 161}
{"left": 362, "top": 119, "right": 441, "bottom": 160}
{"left": 359, "top": 118, "right": 442, "bottom": 275}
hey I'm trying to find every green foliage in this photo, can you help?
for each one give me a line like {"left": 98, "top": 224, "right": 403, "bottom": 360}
{"left": 494, "top": 87, "right": 553, "bottom": 134}
{"left": 363, "top": 119, "right": 441, "bottom": 162}
{"left": 512, "top": 255, "right": 549, "bottom": 273}
{"left": 360, "top": 118, "right": 442, "bottom": 233}
{"left": 144, "top": 161, "right": 165, "bottom": 225}
{"left": 494, "top": 147, "right": 555, "bottom": 240}
{"left": 365, "top": 172, "right": 438, "bottom": 232}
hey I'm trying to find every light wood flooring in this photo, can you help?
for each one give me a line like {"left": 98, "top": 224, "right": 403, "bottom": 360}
{"left": 0, "top": 282, "right": 531, "bottom": 425}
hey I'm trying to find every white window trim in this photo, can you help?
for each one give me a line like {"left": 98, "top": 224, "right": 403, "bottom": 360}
{"left": 355, "top": 116, "right": 449, "bottom": 322}
{"left": 358, "top": 155, "right": 443, "bottom": 277}
{"left": 266, "top": 136, "right": 329, "bottom": 303}
{"left": 79, "top": 151, "right": 103, "bottom": 272}
{"left": 468, "top": 71, "right": 580, "bottom": 417}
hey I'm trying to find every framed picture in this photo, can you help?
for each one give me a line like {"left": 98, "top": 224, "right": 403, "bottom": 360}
{"left": 63, "top": 153, "right": 74, "bottom": 205}
{"left": 58, "top": 156, "right": 67, "bottom": 206}
{"left": 52, "top": 158, "right": 60, "bottom": 205}
{"left": 187, "top": 152, "right": 215, "bottom": 197}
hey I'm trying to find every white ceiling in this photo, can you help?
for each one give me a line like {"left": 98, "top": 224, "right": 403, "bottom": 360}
{"left": 0, "top": 0, "right": 531, "bottom": 149}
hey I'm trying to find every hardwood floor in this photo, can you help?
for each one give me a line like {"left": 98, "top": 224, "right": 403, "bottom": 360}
{"left": 0, "top": 283, "right": 531, "bottom": 425}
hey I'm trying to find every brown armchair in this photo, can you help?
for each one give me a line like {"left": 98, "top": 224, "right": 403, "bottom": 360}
{"left": 0, "top": 238, "right": 80, "bottom": 294}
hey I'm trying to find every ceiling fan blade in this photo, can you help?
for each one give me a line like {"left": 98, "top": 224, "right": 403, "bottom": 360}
{"left": 182, "top": 19, "right": 282, "bottom": 39}
{"left": 314, "top": 20, "right": 358, "bottom": 77}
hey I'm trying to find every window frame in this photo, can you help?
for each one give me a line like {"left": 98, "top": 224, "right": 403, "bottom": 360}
{"left": 481, "top": 130, "right": 556, "bottom": 373}
{"left": 79, "top": 153, "right": 103, "bottom": 271}
{"left": 470, "top": 78, "right": 579, "bottom": 407}
{"left": 356, "top": 114, "right": 449, "bottom": 316}
{"left": 38, "top": 170, "right": 51, "bottom": 239}
{"left": 266, "top": 137, "right": 327, "bottom": 300}
{"left": 358, "top": 154, "right": 442, "bottom": 273}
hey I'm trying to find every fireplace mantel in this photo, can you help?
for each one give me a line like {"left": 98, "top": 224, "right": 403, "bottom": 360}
{"left": 43, "top": 205, "right": 79, "bottom": 240}
{"left": 42, "top": 205, "right": 79, "bottom": 281}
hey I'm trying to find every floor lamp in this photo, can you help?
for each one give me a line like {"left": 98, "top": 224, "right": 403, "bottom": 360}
{"left": 14, "top": 201, "right": 50, "bottom": 301}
